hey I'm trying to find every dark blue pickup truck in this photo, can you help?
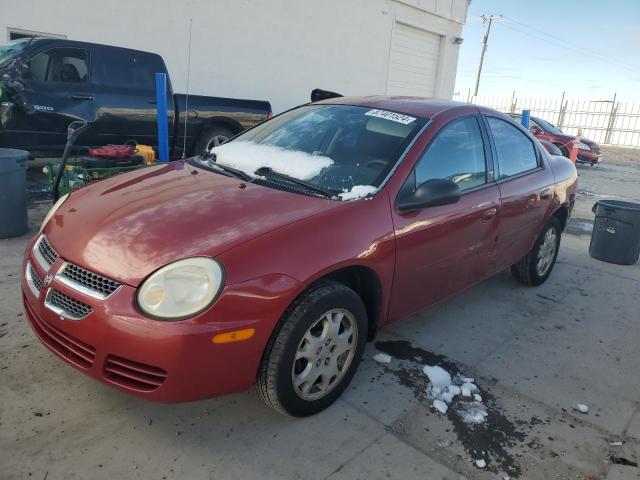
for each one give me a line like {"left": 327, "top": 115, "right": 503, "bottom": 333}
{"left": 0, "top": 38, "right": 272, "bottom": 159}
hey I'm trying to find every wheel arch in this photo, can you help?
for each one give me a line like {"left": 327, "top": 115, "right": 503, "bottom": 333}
{"left": 309, "top": 265, "right": 383, "bottom": 341}
{"left": 552, "top": 205, "right": 569, "bottom": 231}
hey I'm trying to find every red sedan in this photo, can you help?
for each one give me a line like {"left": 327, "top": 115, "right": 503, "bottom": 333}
{"left": 22, "top": 97, "right": 577, "bottom": 416}
{"left": 509, "top": 113, "right": 602, "bottom": 166}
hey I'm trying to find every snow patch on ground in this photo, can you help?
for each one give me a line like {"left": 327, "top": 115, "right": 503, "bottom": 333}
{"left": 432, "top": 399, "right": 448, "bottom": 414}
{"left": 339, "top": 185, "right": 378, "bottom": 201}
{"left": 373, "top": 353, "right": 392, "bottom": 364}
{"left": 577, "top": 403, "right": 589, "bottom": 413}
{"left": 458, "top": 401, "right": 489, "bottom": 425}
{"left": 475, "top": 459, "right": 487, "bottom": 468}
{"left": 211, "top": 141, "right": 334, "bottom": 181}
{"left": 422, "top": 365, "right": 488, "bottom": 426}
{"left": 423, "top": 365, "right": 451, "bottom": 389}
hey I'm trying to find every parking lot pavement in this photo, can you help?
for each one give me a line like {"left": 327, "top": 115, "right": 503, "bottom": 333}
{"left": 1, "top": 148, "right": 639, "bottom": 479}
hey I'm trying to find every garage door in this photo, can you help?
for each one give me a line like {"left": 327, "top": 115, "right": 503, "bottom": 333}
{"left": 387, "top": 22, "right": 441, "bottom": 98}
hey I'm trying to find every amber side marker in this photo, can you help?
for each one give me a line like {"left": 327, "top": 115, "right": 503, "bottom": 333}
{"left": 212, "top": 328, "right": 255, "bottom": 344}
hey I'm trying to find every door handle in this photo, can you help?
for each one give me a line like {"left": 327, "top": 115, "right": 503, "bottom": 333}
{"left": 540, "top": 188, "right": 552, "bottom": 200}
{"left": 70, "top": 94, "right": 94, "bottom": 100}
{"left": 480, "top": 207, "right": 497, "bottom": 223}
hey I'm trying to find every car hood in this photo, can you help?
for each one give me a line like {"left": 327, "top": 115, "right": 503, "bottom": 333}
{"left": 44, "top": 161, "right": 343, "bottom": 286}
{"left": 557, "top": 133, "right": 597, "bottom": 145}
{"left": 577, "top": 137, "right": 598, "bottom": 146}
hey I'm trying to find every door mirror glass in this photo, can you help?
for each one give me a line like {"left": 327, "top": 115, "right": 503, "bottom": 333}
{"left": 396, "top": 178, "right": 461, "bottom": 212}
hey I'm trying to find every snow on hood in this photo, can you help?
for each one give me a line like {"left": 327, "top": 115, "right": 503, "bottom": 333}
{"left": 211, "top": 141, "right": 334, "bottom": 181}
{"left": 339, "top": 185, "right": 378, "bottom": 201}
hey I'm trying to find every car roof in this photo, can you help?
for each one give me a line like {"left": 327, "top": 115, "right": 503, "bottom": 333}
{"left": 313, "top": 96, "right": 473, "bottom": 119}
{"left": 23, "top": 37, "right": 159, "bottom": 58}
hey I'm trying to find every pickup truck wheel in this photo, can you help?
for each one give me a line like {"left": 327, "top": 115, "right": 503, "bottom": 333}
{"left": 194, "top": 126, "right": 234, "bottom": 154}
{"left": 257, "top": 281, "right": 367, "bottom": 417}
{"left": 511, "top": 217, "right": 561, "bottom": 286}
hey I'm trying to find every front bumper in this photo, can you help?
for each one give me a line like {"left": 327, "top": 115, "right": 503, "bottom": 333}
{"left": 22, "top": 237, "right": 303, "bottom": 402}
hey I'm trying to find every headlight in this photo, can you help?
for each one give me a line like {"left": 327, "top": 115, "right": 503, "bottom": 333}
{"left": 40, "top": 193, "right": 69, "bottom": 232}
{"left": 578, "top": 142, "right": 590, "bottom": 150}
{"left": 137, "top": 257, "right": 224, "bottom": 320}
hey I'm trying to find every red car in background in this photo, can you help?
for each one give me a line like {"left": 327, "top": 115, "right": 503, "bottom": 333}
{"left": 509, "top": 113, "right": 601, "bottom": 166}
{"left": 23, "top": 98, "right": 577, "bottom": 416}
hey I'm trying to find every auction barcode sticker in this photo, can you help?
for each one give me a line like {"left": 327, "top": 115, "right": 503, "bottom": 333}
{"left": 365, "top": 109, "right": 416, "bottom": 125}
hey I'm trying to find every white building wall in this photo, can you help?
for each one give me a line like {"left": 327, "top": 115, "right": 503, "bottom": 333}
{"left": 0, "top": 0, "right": 467, "bottom": 113}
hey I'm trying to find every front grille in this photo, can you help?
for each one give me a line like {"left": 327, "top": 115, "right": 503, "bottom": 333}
{"left": 104, "top": 355, "right": 167, "bottom": 392}
{"left": 24, "top": 296, "right": 96, "bottom": 369}
{"left": 38, "top": 236, "right": 59, "bottom": 266}
{"left": 29, "top": 264, "right": 43, "bottom": 292}
{"left": 47, "top": 289, "right": 93, "bottom": 319}
{"left": 61, "top": 263, "right": 121, "bottom": 297}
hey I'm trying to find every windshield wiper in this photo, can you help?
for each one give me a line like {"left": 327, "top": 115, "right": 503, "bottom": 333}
{"left": 255, "top": 167, "right": 335, "bottom": 199}
{"left": 199, "top": 152, "right": 253, "bottom": 182}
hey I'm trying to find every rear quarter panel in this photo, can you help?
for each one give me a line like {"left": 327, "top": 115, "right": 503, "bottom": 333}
{"left": 547, "top": 153, "right": 578, "bottom": 216}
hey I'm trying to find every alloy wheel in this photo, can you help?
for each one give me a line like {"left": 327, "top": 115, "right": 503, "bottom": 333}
{"left": 292, "top": 308, "right": 358, "bottom": 401}
{"left": 536, "top": 227, "right": 558, "bottom": 276}
{"left": 205, "top": 135, "right": 229, "bottom": 151}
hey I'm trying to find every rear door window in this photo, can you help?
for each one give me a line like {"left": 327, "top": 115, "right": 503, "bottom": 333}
{"left": 95, "top": 48, "right": 164, "bottom": 91}
{"left": 487, "top": 117, "right": 539, "bottom": 178}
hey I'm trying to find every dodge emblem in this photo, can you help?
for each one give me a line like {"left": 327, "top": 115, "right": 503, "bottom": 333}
{"left": 43, "top": 274, "right": 53, "bottom": 286}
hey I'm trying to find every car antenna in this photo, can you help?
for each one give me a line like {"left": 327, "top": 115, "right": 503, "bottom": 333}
{"left": 182, "top": 18, "right": 193, "bottom": 160}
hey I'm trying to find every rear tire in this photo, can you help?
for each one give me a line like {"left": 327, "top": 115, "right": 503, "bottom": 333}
{"left": 193, "top": 126, "right": 234, "bottom": 155}
{"left": 511, "top": 217, "right": 562, "bottom": 286}
{"left": 257, "top": 281, "right": 367, "bottom": 417}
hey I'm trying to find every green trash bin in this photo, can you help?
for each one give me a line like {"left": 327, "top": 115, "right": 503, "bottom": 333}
{"left": 0, "top": 148, "right": 29, "bottom": 238}
{"left": 589, "top": 200, "right": 640, "bottom": 265}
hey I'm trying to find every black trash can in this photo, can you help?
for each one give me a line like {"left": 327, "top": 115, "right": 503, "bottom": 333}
{"left": 589, "top": 199, "right": 640, "bottom": 265}
{"left": 0, "top": 148, "right": 29, "bottom": 239}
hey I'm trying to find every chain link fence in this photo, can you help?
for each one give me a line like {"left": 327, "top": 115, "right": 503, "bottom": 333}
{"left": 452, "top": 92, "right": 640, "bottom": 147}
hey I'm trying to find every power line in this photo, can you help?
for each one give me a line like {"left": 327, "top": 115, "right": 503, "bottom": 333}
{"left": 501, "top": 15, "right": 640, "bottom": 71}
{"left": 495, "top": 21, "right": 640, "bottom": 73}
{"left": 466, "top": 9, "right": 640, "bottom": 73}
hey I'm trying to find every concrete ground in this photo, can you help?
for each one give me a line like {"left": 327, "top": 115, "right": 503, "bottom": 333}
{"left": 1, "top": 147, "right": 639, "bottom": 480}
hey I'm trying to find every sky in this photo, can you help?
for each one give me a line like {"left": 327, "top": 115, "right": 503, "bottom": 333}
{"left": 455, "top": 0, "right": 640, "bottom": 102}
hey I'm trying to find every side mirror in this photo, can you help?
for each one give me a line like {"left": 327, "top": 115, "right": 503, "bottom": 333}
{"left": 396, "top": 178, "right": 461, "bottom": 213}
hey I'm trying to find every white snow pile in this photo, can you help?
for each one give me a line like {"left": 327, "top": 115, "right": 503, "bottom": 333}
{"left": 577, "top": 403, "right": 589, "bottom": 414}
{"left": 475, "top": 459, "right": 486, "bottom": 469}
{"left": 424, "top": 365, "right": 488, "bottom": 425}
{"left": 373, "top": 353, "right": 392, "bottom": 364}
{"left": 339, "top": 185, "right": 378, "bottom": 201}
{"left": 211, "top": 141, "right": 334, "bottom": 181}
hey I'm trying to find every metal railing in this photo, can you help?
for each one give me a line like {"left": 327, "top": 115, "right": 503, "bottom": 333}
{"left": 452, "top": 92, "right": 640, "bottom": 147}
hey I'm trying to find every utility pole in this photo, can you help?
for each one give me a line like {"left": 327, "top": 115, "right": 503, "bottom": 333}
{"left": 473, "top": 14, "right": 502, "bottom": 97}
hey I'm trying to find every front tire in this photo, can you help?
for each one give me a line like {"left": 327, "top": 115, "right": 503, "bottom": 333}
{"left": 511, "top": 217, "right": 562, "bottom": 286}
{"left": 258, "top": 281, "right": 367, "bottom": 417}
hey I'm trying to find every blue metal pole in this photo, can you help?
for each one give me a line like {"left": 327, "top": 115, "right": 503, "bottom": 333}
{"left": 521, "top": 109, "right": 531, "bottom": 129}
{"left": 155, "top": 73, "right": 169, "bottom": 163}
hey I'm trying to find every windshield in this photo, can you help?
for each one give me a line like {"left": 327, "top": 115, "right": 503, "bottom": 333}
{"left": 0, "top": 40, "right": 29, "bottom": 68}
{"left": 533, "top": 117, "right": 564, "bottom": 135}
{"left": 192, "top": 105, "right": 426, "bottom": 200}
